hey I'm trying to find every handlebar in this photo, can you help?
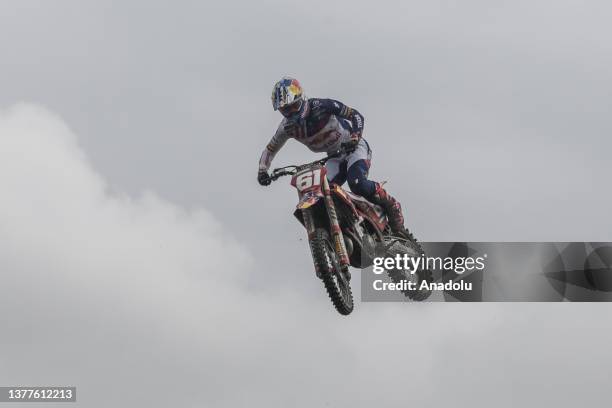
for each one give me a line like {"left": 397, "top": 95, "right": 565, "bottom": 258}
{"left": 269, "top": 147, "right": 348, "bottom": 182}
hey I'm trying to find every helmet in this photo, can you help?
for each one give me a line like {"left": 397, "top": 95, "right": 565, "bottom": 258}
{"left": 271, "top": 76, "right": 307, "bottom": 120}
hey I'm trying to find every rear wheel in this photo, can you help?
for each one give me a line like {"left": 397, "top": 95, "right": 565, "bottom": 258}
{"left": 382, "top": 236, "right": 433, "bottom": 301}
{"left": 310, "top": 228, "right": 354, "bottom": 315}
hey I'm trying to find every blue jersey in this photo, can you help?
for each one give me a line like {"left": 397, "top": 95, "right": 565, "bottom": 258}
{"left": 259, "top": 98, "right": 365, "bottom": 171}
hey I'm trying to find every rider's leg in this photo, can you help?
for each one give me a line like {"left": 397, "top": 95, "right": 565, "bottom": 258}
{"left": 325, "top": 157, "right": 347, "bottom": 185}
{"left": 345, "top": 139, "right": 374, "bottom": 195}
{"left": 345, "top": 159, "right": 406, "bottom": 233}
{"left": 345, "top": 140, "right": 412, "bottom": 239}
{"left": 370, "top": 182, "right": 413, "bottom": 239}
{"left": 346, "top": 160, "right": 376, "bottom": 197}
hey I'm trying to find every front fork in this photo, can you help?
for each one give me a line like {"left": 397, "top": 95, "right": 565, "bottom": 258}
{"left": 321, "top": 178, "right": 351, "bottom": 273}
{"left": 303, "top": 206, "right": 351, "bottom": 276}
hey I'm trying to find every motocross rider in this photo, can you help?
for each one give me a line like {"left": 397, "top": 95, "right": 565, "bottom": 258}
{"left": 258, "top": 76, "right": 412, "bottom": 240}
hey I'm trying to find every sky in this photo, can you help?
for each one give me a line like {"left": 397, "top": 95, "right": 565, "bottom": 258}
{"left": 1, "top": 1, "right": 611, "bottom": 407}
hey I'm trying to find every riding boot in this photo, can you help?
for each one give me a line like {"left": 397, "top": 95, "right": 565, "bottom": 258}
{"left": 369, "top": 183, "right": 415, "bottom": 241}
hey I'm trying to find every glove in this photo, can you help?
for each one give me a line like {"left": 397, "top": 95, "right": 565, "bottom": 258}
{"left": 258, "top": 170, "right": 272, "bottom": 186}
{"left": 341, "top": 133, "right": 361, "bottom": 153}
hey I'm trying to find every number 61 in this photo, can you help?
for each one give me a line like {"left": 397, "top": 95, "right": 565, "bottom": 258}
{"left": 296, "top": 169, "right": 322, "bottom": 191}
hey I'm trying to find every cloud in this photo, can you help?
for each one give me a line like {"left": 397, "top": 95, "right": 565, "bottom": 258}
{"left": 0, "top": 1, "right": 611, "bottom": 406}
{"left": 1, "top": 104, "right": 612, "bottom": 407}
{"left": 0, "top": 104, "right": 419, "bottom": 406}
{"left": 0, "top": 103, "right": 259, "bottom": 405}
{"left": 0, "top": 103, "right": 500, "bottom": 407}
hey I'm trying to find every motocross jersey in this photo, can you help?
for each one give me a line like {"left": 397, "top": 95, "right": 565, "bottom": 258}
{"left": 259, "top": 98, "right": 365, "bottom": 171}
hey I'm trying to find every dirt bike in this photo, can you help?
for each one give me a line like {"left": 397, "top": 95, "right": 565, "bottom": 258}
{"left": 270, "top": 147, "right": 432, "bottom": 315}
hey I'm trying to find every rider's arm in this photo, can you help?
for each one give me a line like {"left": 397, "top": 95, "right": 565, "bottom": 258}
{"left": 318, "top": 99, "right": 364, "bottom": 136}
{"left": 259, "top": 121, "right": 291, "bottom": 172}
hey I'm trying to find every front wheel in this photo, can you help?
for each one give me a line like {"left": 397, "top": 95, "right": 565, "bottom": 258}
{"left": 310, "top": 228, "right": 354, "bottom": 315}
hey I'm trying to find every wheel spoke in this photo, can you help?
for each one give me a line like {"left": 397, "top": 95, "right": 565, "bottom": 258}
{"left": 311, "top": 228, "right": 354, "bottom": 315}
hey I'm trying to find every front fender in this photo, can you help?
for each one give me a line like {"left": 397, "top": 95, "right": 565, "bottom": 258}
{"left": 296, "top": 191, "right": 324, "bottom": 210}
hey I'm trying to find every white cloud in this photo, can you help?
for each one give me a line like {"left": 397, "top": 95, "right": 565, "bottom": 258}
{"left": 0, "top": 104, "right": 259, "bottom": 405}
{"left": 0, "top": 94, "right": 610, "bottom": 406}
{"left": 1, "top": 1, "right": 612, "bottom": 405}
{"left": 0, "top": 103, "right": 504, "bottom": 407}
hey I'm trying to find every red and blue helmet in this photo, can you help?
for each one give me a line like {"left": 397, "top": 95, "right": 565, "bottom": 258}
{"left": 271, "top": 76, "right": 307, "bottom": 119}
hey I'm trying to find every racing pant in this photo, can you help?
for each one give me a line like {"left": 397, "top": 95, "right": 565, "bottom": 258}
{"left": 325, "top": 139, "right": 408, "bottom": 236}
